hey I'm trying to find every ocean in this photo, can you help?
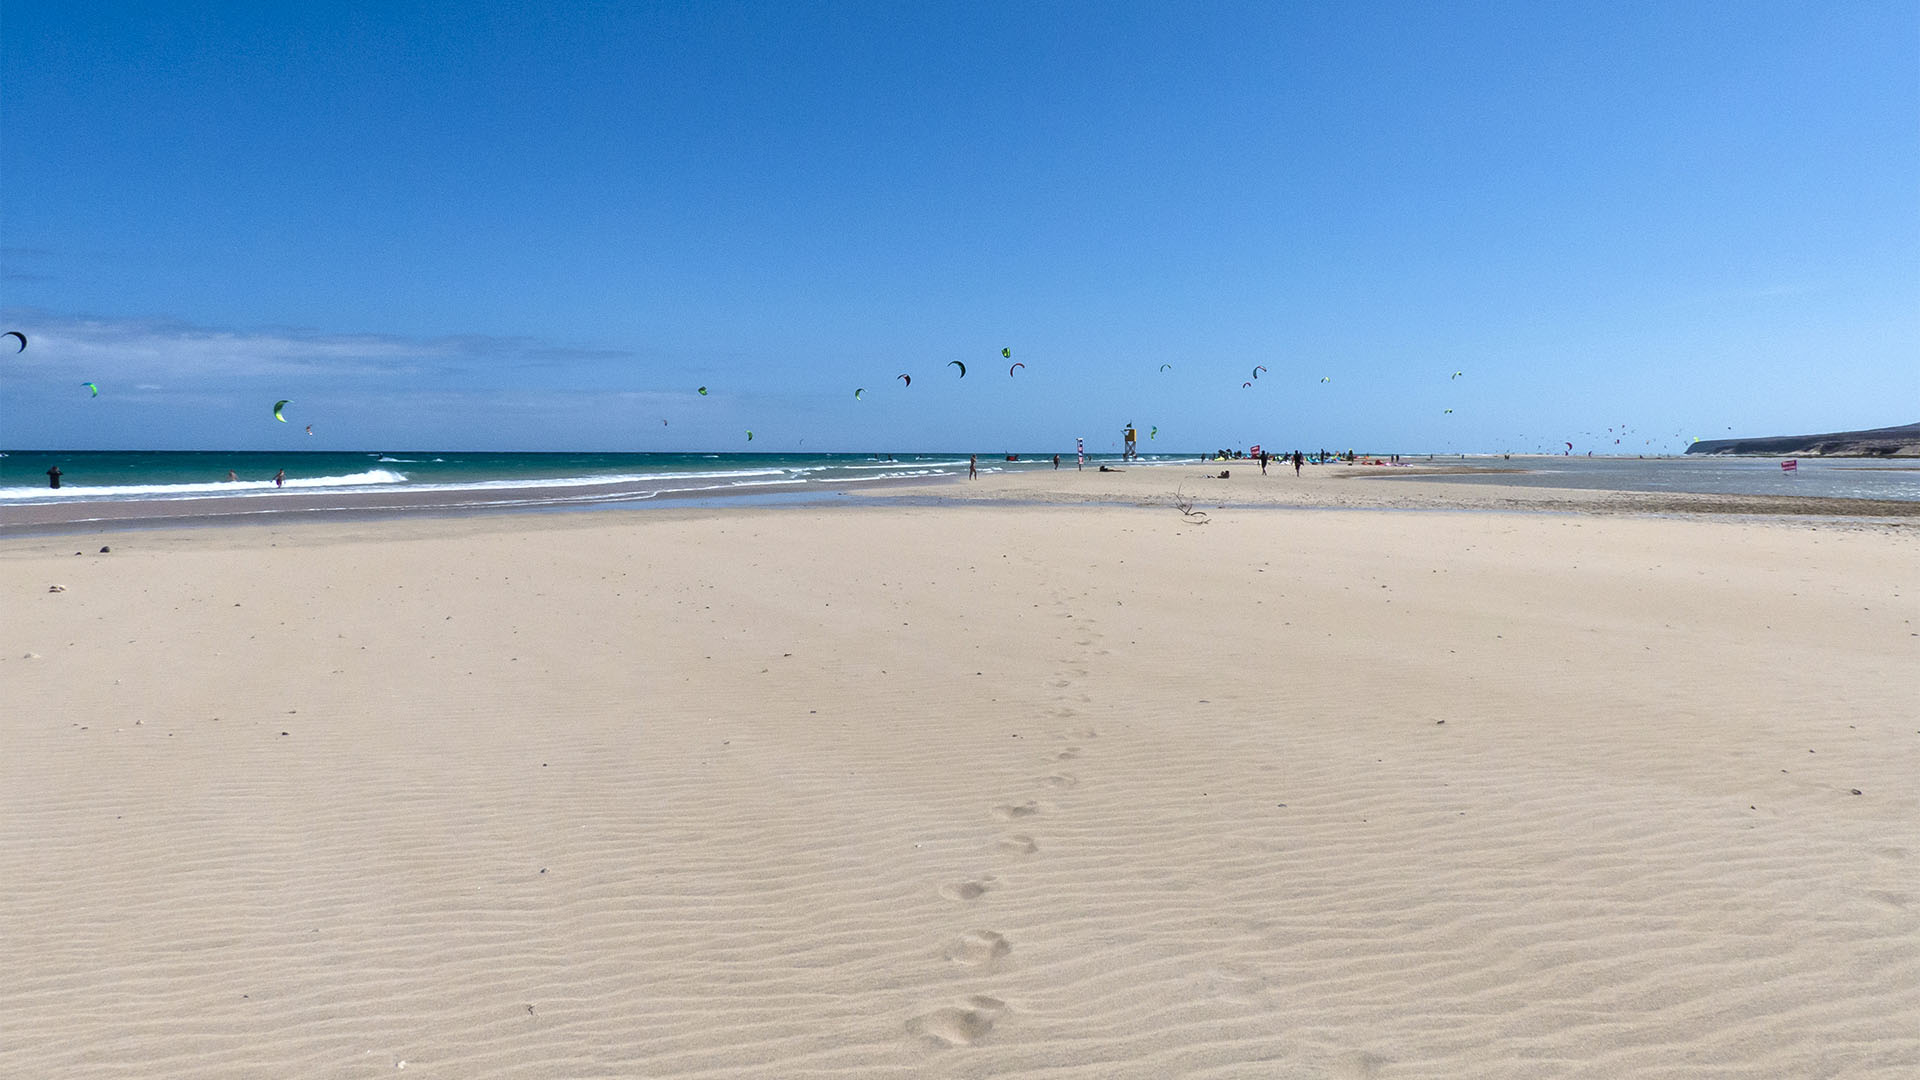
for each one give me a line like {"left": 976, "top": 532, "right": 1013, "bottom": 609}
{"left": 0, "top": 450, "right": 1135, "bottom": 514}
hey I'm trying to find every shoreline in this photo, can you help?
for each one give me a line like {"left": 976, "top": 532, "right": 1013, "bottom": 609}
{"left": 6, "top": 459, "right": 1917, "bottom": 539}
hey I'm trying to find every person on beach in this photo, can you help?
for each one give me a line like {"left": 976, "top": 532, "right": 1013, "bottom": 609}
{"left": 1259, "top": 450, "right": 1269, "bottom": 475}
{"left": 1293, "top": 450, "right": 1303, "bottom": 476}
{"left": 1053, "top": 454, "right": 1060, "bottom": 470}
{"left": 226, "top": 470, "right": 238, "bottom": 482}
{"left": 968, "top": 455, "right": 978, "bottom": 480}
{"left": 273, "top": 469, "right": 285, "bottom": 488}
{"left": 46, "top": 464, "right": 62, "bottom": 489}
{"left": 1076, "top": 438, "right": 1084, "bottom": 470}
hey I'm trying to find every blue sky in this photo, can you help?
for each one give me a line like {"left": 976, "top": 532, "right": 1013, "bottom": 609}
{"left": 3, "top": 1, "right": 1915, "bottom": 453}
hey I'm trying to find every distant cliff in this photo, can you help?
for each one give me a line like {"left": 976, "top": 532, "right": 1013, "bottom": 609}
{"left": 1685, "top": 422, "right": 1920, "bottom": 457}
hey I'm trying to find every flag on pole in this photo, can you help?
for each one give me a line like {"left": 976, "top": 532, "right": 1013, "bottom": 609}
{"left": 1781, "top": 459, "right": 1798, "bottom": 472}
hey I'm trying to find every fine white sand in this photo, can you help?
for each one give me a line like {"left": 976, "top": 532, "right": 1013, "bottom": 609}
{"left": 3, "top": 495, "right": 1916, "bottom": 1077}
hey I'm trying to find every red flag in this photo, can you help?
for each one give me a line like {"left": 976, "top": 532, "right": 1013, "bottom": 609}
{"left": 1781, "top": 459, "right": 1798, "bottom": 472}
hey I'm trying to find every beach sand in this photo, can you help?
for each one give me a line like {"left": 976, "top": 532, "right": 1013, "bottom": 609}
{"left": 3, "top": 482, "right": 1916, "bottom": 1077}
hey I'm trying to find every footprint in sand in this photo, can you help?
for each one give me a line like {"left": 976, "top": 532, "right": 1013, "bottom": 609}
{"left": 1201, "top": 965, "right": 1274, "bottom": 1006}
{"left": 943, "top": 930, "right": 1011, "bottom": 967}
{"left": 1331, "top": 1050, "right": 1392, "bottom": 1079}
{"left": 909, "top": 996, "right": 1007, "bottom": 1047}
{"left": 1040, "top": 772, "right": 1077, "bottom": 788}
{"left": 940, "top": 877, "right": 995, "bottom": 901}
{"left": 996, "top": 833, "right": 1038, "bottom": 855}
{"left": 992, "top": 801, "right": 1040, "bottom": 821}
{"left": 1056, "top": 748, "right": 1081, "bottom": 761}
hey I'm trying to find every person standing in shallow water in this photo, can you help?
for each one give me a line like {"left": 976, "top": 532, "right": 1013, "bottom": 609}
{"left": 46, "top": 464, "right": 61, "bottom": 489}
{"left": 968, "top": 455, "right": 977, "bottom": 480}
{"left": 273, "top": 469, "right": 285, "bottom": 488}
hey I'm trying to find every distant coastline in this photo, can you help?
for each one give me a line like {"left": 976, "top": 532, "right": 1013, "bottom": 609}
{"left": 1684, "top": 421, "right": 1920, "bottom": 457}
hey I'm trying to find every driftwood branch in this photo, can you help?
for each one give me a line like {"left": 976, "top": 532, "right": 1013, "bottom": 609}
{"left": 1173, "top": 486, "right": 1209, "bottom": 523}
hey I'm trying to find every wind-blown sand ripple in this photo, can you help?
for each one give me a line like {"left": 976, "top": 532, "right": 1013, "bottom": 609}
{"left": 2, "top": 503, "right": 1915, "bottom": 1077}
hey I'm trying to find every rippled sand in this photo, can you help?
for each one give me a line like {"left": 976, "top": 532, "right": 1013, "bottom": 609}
{"left": 3, "top": 497, "right": 1915, "bottom": 1077}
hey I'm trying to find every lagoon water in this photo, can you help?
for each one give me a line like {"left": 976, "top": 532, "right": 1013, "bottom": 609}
{"left": 1383, "top": 453, "right": 1920, "bottom": 502}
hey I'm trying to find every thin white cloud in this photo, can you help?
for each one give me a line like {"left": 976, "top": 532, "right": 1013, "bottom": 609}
{"left": 0, "top": 310, "right": 636, "bottom": 385}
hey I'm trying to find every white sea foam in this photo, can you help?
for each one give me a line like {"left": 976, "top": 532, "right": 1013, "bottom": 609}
{"left": 0, "top": 469, "right": 410, "bottom": 502}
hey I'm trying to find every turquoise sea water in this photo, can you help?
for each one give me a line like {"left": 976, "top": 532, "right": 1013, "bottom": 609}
{"left": 0, "top": 450, "right": 1129, "bottom": 506}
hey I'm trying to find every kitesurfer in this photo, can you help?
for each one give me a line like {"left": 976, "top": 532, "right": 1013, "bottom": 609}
{"left": 46, "top": 465, "right": 61, "bottom": 489}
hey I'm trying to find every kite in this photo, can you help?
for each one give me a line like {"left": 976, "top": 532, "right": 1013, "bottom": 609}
{"left": 1565, "top": 442, "right": 1574, "bottom": 450}
{"left": 746, "top": 430, "right": 754, "bottom": 441}
{"left": 1242, "top": 381, "right": 1253, "bottom": 388}
{"left": 1451, "top": 371, "right": 1463, "bottom": 379}
{"left": 82, "top": 382, "right": 98, "bottom": 397}
{"left": 273, "top": 399, "right": 291, "bottom": 422}
{"left": 1443, "top": 409, "right": 1453, "bottom": 414}
{"left": 1001, "top": 347, "right": 1011, "bottom": 359}
{"left": 697, "top": 386, "right": 709, "bottom": 396}
{"left": 897, "top": 373, "right": 911, "bottom": 387}
{"left": 949, "top": 360, "right": 966, "bottom": 377}
{"left": 1252, "top": 365, "right": 1267, "bottom": 379}
{"left": 1149, "top": 426, "right": 1157, "bottom": 439}
{"left": 1008, "top": 362, "right": 1024, "bottom": 377}
{"left": 854, "top": 388, "right": 865, "bottom": 400}
{"left": 1159, "top": 363, "right": 1172, "bottom": 372}
{"left": 1320, "top": 376, "right": 1331, "bottom": 383}
{"left": 3, "top": 331, "right": 23, "bottom": 352}
{"left": 305, "top": 425, "right": 314, "bottom": 436}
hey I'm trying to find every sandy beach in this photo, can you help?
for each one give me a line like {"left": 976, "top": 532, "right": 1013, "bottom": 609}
{"left": 3, "top": 475, "right": 1916, "bottom": 1078}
